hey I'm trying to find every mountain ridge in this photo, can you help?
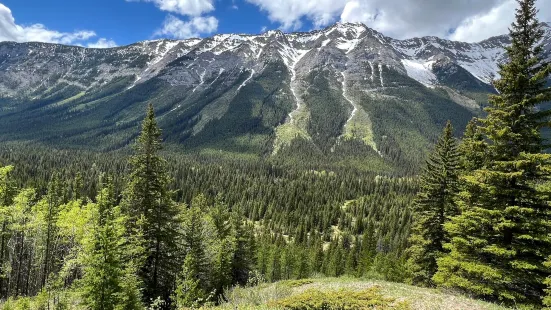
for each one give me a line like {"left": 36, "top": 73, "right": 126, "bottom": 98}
{"left": 0, "top": 21, "right": 550, "bottom": 172}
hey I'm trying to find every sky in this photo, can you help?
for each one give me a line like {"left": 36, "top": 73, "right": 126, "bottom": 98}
{"left": 0, "top": 0, "right": 550, "bottom": 48}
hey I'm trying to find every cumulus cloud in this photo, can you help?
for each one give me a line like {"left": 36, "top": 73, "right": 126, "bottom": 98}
{"left": 245, "top": 0, "right": 551, "bottom": 41}
{"left": 340, "top": 0, "right": 507, "bottom": 39}
{"left": 87, "top": 38, "right": 118, "bottom": 48}
{"left": 0, "top": 3, "right": 97, "bottom": 45}
{"left": 451, "top": 0, "right": 551, "bottom": 42}
{"left": 129, "top": 0, "right": 214, "bottom": 16}
{"left": 246, "top": 0, "right": 345, "bottom": 30}
{"left": 155, "top": 15, "right": 218, "bottom": 39}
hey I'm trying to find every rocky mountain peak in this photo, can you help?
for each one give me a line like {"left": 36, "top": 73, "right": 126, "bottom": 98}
{"left": 0, "top": 21, "right": 549, "bottom": 157}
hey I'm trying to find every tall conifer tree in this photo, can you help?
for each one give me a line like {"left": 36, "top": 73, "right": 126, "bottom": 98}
{"left": 175, "top": 201, "right": 209, "bottom": 307}
{"left": 457, "top": 119, "right": 487, "bottom": 173}
{"left": 434, "top": 0, "right": 551, "bottom": 305}
{"left": 122, "top": 104, "right": 181, "bottom": 303}
{"left": 407, "top": 121, "right": 460, "bottom": 286}
{"left": 81, "top": 178, "right": 143, "bottom": 310}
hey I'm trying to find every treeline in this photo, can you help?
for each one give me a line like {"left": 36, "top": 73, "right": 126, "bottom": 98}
{"left": 407, "top": 1, "right": 551, "bottom": 308}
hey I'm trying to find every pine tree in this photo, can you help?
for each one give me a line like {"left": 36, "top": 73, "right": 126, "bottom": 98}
{"left": 175, "top": 201, "right": 210, "bottom": 306}
{"left": 81, "top": 178, "right": 143, "bottom": 310}
{"left": 122, "top": 104, "right": 181, "bottom": 302}
{"left": 213, "top": 237, "right": 234, "bottom": 295}
{"left": 359, "top": 222, "right": 377, "bottom": 276}
{"left": 407, "top": 121, "right": 460, "bottom": 286}
{"left": 230, "top": 210, "right": 255, "bottom": 285}
{"left": 210, "top": 194, "right": 231, "bottom": 238}
{"left": 434, "top": 0, "right": 551, "bottom": 305}
{"left": 175, "top": 253, "right": 206, "bottom": 308}
{"left": 281, "top": 246, "right": 295, "bottom": 280}
{"left": 458, "top": 118, "right": 487, "bottom": 173}
{"left": 295, "top": 249, "right": 309, "bottom": 279}
{"left": 210, "top": 195, "right": 234, "bottom": 295}
{"left": 266, "top": 248, "right": 281, "bottom": 282}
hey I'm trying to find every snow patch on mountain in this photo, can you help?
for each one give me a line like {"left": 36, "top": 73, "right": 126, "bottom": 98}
{"left": 401, "top": 59, "right": 437, "bottom": 86}
{"left": 286, "top": 49, "right": 310, "bottom": 124}
{"left": 337, "top": 38, "right": 360, "bottom": 54}
{"left": 149, "top": 41, "right": 179, "bottom": 67}
{"left": 237, "top": 69, "right": 255, "bottom": 91}
{"left": 290, "top": 31, "right": 324, "bottom": 43}
{"left": 378, "top": 64, "right": 384, "bottom": 88}
{"left": 341, "top": 72, "right": 358, "bottom": 125}
{"left": 456, "top": 46, "right": 504, "bottom": 83}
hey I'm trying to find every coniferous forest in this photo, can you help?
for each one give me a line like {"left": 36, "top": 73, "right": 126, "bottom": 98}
{"left": 1, "top": 0, "right": 551, "bottom": 309}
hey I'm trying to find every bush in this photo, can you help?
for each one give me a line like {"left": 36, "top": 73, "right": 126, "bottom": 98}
{"left": 269, "top": 286, "right": 410, "bottom": 310}
{"left": 281, "top": 279, "right": 314, "bottom": 288}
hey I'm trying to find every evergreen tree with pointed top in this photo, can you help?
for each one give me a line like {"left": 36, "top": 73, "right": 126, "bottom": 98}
{"left": 458, "top": 118, "right": 487, "bottom": 173}
{"left": 175, "top": 201, "right": 209, "bottom": 308}
{"left": 407, "top": 121, "right": 460, "bottom": 286}
{"left": 81, "top": 178, "right": 143, "bottom": 310}
{"left": 359, "top": 222, "right": 377, "bottom": 276}
{"left": 230, "top": 209, "right": 255, "bottom": 285}
{"left": 122, "top": 103, "right": 181, "bottom": 303}
{"left": 434, "top": 0, "right": 551, "bottom": 305}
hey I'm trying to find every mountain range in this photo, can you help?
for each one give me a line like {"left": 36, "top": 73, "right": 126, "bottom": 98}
{"left": 0, "top": 22, "right": 550, "bottom": 171}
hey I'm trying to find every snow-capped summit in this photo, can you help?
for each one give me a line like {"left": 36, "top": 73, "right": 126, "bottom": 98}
{"left": 0, "top": 21, "right": 549, "bottom": 156}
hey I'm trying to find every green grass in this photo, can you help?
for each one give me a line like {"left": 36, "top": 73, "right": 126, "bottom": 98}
{"left": 341, "top": 107, "right": 378, "bottom": 151}
{"left": 0, "top": 278, "right": 512, "bottom": 310}
{"left": 51, "top": 91, "right": 86, "bottom": 107}
{"left": 210, "top": 278, "right": 510, "bottom": 310}
{"left": 273, "top": 123, "right": 312, "bottom": 155}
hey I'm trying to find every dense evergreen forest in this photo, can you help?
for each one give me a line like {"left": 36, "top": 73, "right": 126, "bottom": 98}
{"left": 0, "top": 0, "right": 551, "bottom": 309}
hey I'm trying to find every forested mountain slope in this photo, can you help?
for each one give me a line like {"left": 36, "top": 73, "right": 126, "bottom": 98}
{"left": 0, "top": 22, "right": 550, "bottom": 171}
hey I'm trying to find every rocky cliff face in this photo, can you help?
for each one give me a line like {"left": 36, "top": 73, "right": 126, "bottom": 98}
{"left": 0, "top": 22, "right": 549, "bottom": 164}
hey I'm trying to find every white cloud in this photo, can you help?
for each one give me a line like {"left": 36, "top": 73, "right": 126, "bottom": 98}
{"left": 245, "top": 0, "right": 551, "bottom": 41}
{"left": 246, "top": 0, "right": 345, "bottom": 30}
{"left": 451, "top": 0, "right": 551, "bottom": 42}
{"left": 129, "top": 0, "right": 214, "bottom": 16}
{"left": 155, "top": 15, "right": 218, "bottom": 39}
{"left": 0, "top": 3, "right": 97, "bottom": 44}
{"left": 88, "top": 38, "right": 118, "bottom": 48}
{"left": 340, "top": 0, "right": 507, "bottom": 39}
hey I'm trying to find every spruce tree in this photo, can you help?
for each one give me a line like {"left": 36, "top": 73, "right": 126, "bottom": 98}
{"left": 175, "top": 254, "right": 206, "bottom": 308}
{"left": 175, "top": 199, "right": 210, "bottom": 307}
{"left": 81, "top": 179, "right": 143, "bottom": 310}
{"left": 122, "top": 104, "right": 181, "bottom": 303}
{"left": 407, "top": 121, "right": 460, "bottom": 286}
{"left": 213, "top": 237, "right": 234, "bottom": 295}
{"left": 434, "top": 0, "right": 551, "bottom": 305}
{"left": 267, "top": 248, "right": 281, "bottom": 282}
{"left": 230, "top": 210, "right": 255, "bottom": 285}
{"left": 458, "top": 118, "right": 487, "bottom": 173}
{"left": 359, "top": 222, "right": 377, "bottom": 276}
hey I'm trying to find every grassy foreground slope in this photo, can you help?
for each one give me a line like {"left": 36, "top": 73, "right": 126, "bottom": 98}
{"left": 213, "top": 278, "right": 508, "bottom": 310}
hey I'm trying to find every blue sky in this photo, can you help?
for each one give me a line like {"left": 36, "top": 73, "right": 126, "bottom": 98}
{"left": 0, "top": 0, "right": 549, "bottom": 47}
{"left": 0, "top": 0, "right": 281, "bottom": 46}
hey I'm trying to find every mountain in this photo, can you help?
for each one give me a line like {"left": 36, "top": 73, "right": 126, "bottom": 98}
{"left": 0, "top": 22, "right": 550, "bottom": 171}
